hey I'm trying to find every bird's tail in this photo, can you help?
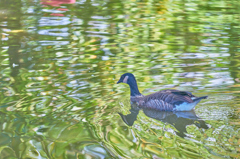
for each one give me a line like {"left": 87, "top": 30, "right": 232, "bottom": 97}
{"left": 193, "top": 96, "right": 208, "bottom": 102}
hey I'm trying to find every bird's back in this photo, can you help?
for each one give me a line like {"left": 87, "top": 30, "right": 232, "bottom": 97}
{"left": 135, "top": 89, "right": 206, "bottom": 111}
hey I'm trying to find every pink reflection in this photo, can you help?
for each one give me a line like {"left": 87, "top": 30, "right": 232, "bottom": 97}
{"left": 41, "top": 0, "right": 75, "bottom": 7}
{"left": 41, "top": 0, "right": 75, "bottom": 16}
{"left": 50, "top": 13, "right": 65, "bottom": 16}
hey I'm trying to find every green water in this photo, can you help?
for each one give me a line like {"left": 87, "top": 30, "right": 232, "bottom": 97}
{"left": 0, "top": 0, "right": 240, "bottom": 158}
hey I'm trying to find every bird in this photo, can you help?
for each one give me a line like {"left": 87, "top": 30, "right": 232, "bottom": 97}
{"left": 117, "top": 73, "right": 208, "bottom": 111}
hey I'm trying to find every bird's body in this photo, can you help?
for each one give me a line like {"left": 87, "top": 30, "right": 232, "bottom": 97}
{"left": 117, "top": 73, "right": 208, "bottom": 111}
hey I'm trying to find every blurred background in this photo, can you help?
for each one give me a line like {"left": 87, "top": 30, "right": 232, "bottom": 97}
{"left": 0, "top": 0, "right": 239, "bottom": 158}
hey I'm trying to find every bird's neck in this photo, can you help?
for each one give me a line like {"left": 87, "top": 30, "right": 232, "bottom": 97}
{"left": 129, "top": 81, "right": 142, "bottom": 97}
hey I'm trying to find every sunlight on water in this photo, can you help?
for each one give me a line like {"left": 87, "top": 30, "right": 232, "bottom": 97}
{"left": 0, "top": 0, "right": 240, "bottom": 158}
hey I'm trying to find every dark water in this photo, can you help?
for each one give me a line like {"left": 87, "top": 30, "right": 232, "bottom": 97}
{"left": 0, "top": 0, "right": 240, "bottom": 158}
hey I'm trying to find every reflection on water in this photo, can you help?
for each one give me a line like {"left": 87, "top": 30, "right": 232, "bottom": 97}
{"left": 119, "top": 103, "right": 208, "bottom": 138}
{"left": 0, "top": 0, "right": 240, "bottom": 158}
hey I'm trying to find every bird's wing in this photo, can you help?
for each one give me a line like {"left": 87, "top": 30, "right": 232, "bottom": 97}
{"left": 143, "top": 89, "right": 195, "bottom": 105}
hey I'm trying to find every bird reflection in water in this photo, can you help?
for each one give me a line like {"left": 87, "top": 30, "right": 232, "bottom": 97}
{"left": 118, "top": 103, "right": 208, "bottom": 138}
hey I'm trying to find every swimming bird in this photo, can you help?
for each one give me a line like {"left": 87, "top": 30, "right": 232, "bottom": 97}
{"left": 117, "top": 73, "right": 208, "bottom": 111}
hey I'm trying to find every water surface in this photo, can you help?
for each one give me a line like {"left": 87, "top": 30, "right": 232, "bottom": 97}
{"left": 0, "top": 0, "right": 240, "bottom": 158}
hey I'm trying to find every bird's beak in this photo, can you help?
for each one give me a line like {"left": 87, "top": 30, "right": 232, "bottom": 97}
{"left": 117, "top": 80, "right": 121, "bottom": 84}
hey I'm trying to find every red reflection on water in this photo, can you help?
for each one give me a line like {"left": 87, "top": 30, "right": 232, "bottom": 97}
{"left": 50, "top": 13, "right": 65, "bottom": 16}
{"left": 41, "top": 0, "right": 75, "bottom": 16}
{"left": 41, "top": 0, "right": 75, "bottom": 7}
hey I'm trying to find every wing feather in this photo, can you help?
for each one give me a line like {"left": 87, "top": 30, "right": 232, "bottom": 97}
{"left": 139, "top": 89, "right": 195, "bottom": 111}
{"left": 144, "top": 89, "right": 195, "bottom": 104}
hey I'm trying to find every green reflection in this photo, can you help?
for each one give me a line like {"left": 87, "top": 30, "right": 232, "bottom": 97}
{"left": 0, "top": 0, "right": 239, "bottom": 158}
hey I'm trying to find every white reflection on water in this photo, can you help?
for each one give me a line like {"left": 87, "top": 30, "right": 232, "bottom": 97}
{"left": 38, "top": 28, "right": 69, "bottom": 37}
{"left": 83, "top": 145, "right": 108, "bottom": 159}
{"left": 180, "top": 52, "right": 230, "bottom": 59}
{"left": 39, "top": 40, "right": 69, "bottom": 45}
{"left": 39, "top": 17, "right": 71, "bottom": 26}
{"left": 42, "top": 8, "right": 66, "bottom": 14}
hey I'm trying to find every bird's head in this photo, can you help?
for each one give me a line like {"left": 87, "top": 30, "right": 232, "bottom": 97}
{"left": 117, "top": 73, "right": 136, "bottom": 85}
